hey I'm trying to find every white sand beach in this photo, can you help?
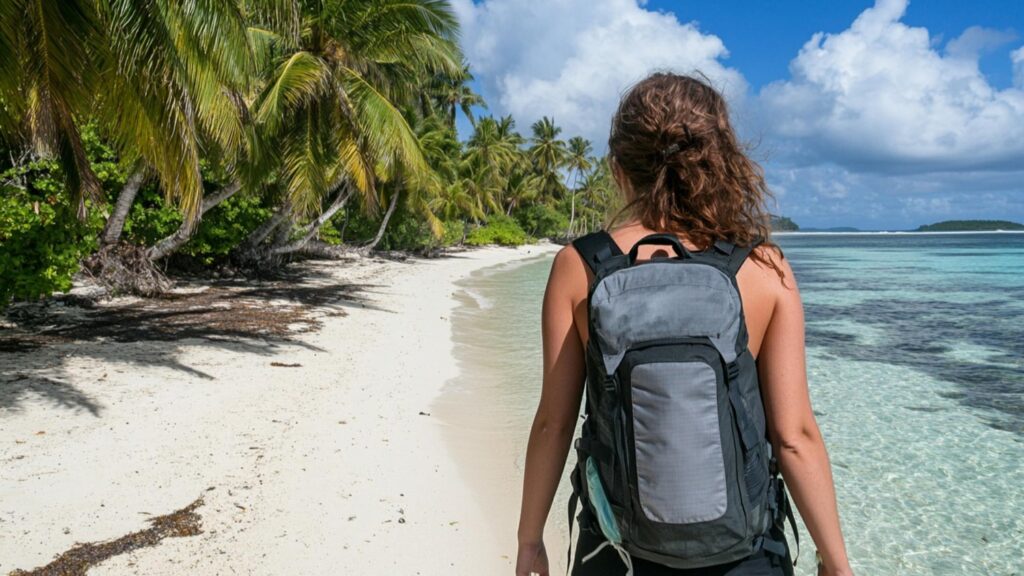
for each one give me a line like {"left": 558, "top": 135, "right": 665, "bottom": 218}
{"left": 0, "top": 243, "right": 560, "bottom": 575}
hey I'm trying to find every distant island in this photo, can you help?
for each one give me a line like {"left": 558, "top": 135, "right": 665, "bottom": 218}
{"left": 771, "top": 217, "right": 1024, "bottom": 233}
{"left": 769, "top": 216, "right": 864, "bottom": 233}
{"left": 770, "top": 215, "right": 800, "bottom": 231}
{"left": 915, "top": 219, "right": 1024, "bottom": 232}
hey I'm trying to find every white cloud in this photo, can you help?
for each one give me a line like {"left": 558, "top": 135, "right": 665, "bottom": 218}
{"left": 1013, "top": 46, "right": 1024, "bottom": 88}
{"left": 452, "top": 0, "right": 745, "bottom": 148}
{"left": 758, "top": 0, "right": 1024, "bottom": 174}
{"left": 944, "top": 26, "right": 1016, "bottom": 60}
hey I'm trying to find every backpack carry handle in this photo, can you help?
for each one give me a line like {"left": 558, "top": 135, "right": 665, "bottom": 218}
{"left": 628, "top": 233, "right": 693, "bottom": 263}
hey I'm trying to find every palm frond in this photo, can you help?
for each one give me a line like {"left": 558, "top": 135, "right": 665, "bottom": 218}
{"left": 279, "top": 103, "right": 331, "bottom": 216}
{"left": 255, "top": 51, "right": 330, "bottom": 133}
{"left": 338, "top": 65, "right": 430, "bottom": 189}
{"left": 98, "top": 0, "right": 210, "bottom": 217}
{"left": 245, "top": 0, "right": 301, "bottom": 48}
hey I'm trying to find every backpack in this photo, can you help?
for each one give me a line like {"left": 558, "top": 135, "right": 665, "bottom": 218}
{"left": 567, "top": 230, "right": 797, "bottom": 573}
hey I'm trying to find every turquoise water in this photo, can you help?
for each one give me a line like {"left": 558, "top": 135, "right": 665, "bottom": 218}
{"left": 452, "top": 233, "right": 1024, "bottom": 575}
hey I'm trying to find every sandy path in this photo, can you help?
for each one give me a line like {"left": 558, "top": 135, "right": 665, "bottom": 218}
{"left": 0, "top": 243, "right": 559, "bottom": 575}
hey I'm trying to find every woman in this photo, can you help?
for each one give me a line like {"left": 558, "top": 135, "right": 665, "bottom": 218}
{"left": 515, "top": 72, "right": 853, "bottom": 576}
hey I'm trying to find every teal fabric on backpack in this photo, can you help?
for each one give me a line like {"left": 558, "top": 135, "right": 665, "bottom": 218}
{"left": 585, "top": 456, "right": 622, "bottom": 545}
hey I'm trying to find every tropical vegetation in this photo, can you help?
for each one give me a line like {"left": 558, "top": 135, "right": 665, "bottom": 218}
{"left": 914, "top": 220, "right": 1024, "bottom": 232}
{"left": 0, "top": 0, "right": 623, "bottom": 307}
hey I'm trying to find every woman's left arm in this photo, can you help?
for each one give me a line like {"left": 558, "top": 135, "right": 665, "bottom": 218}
{"left": 516, "top": 247, "right": 588, "bottom": 576}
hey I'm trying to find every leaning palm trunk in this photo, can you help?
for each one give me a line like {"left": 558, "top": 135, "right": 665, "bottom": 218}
{"left": 362, "top": 189, "right": 400, "bottom": 253}
{"left": 146, "top": 180, "right": 242, "bottom": 261}
{"left": 268, "top": 185, "right": 355, "bottom": 256}
{"left": 235, "top": 201, "right": 293, "bottom": 259}
{"left": 100, "top": 160, "right": 148, "bottom": 246}
{"left": 269, "top": 213, "right": 295, "bottom": 248}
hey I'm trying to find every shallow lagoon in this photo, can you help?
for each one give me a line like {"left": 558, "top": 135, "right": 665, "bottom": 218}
{"left": 451, "top": 232, "right": 1024, "bottom": 574}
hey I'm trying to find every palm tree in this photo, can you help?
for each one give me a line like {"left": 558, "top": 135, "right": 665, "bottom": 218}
{"left": 495, "top": 115, "right": 524, "bottom": 146}
{"left": 429, "top": 63, "right": 486, "bottom": 128}
{"left": 502, "top": 168, "right": 541, "bottom": 216}
{"left": 577, "top": 159, "right": 620, "bottom": 233}
{"left": 0, "top": 0, "right": 251, "bottom": 224}
{"left": 105, "top": 0, "right": 255, "bottom": 248}
{"left": 464, "top": 116, "right": 521, "bottom": 210}
{"left": 232, "top": 0, "right": 462, "bottom": 260}
{"left": 565, "top": 136, "right": 593, "bottom": 236}
{"left": 527, "top": 116, "right": 567, "bottom": 203}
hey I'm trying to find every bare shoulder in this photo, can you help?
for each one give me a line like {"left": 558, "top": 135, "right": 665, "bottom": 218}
{"left": 743, "top": 243, "right": 798, "bottom": 295}
{"left": 552, "top": 243, "right": 585, "bottom": 274}
{"left": 546, "top": 244, "right": 590, "bottom": 295}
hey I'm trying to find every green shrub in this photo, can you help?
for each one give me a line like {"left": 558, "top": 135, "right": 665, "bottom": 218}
{"left": 123, "top": 185, "right": 271, "bottom": 265}
{"left": 465, "top": 214, "right": 528, "bottom": 246}
{"left": 514, "top": 203, "right": 568, "bottom": 238}
{"left": 184, "top": 193, "right": 271, "bottom": 263}
{"left": 440, "top": 219, "right": 465, "bottom": 246}
{"left": 377, "top": 212, "right": 432, "bottom": 250}
{"left": 123, "top": 185, "right": 183, "bottom": 244}
{"left": 333, "top": 204, "right": 465, "bottom": 252}
{"left": 0, "top": 160, "right": 103, "bottom": 307}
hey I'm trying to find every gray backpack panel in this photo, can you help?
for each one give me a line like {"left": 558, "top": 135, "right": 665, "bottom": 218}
{"left": 590, "top": 260, "right": 743, "bottom": 373}
{"left": 631, "top": 361, "right": 727, "bottom": 524}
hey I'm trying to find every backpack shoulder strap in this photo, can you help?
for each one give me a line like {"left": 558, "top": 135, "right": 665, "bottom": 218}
{"left": 571, "top": 230, "right": 623, "bottom": 276}
{"left": 722, "top": 236, "right": 765, "bottom": 276}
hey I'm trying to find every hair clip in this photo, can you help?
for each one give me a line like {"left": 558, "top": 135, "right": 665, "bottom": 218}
{"left": 660, "top": 142, "right": 682, "bottom": 158}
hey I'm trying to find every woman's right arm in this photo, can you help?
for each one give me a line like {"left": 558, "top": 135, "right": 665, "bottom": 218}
{"left": 757, "top": 255, "right": 853, "bottom": 576}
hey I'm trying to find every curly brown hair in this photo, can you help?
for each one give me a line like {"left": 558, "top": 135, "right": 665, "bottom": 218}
{"left": 607, "top": 72, "right": 784, "bottom": 278}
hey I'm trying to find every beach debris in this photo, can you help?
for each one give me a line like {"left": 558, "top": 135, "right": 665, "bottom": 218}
{"left": 8, "top": 497, "right": 204, "bottom": 576}
{"left": 418, "top": 411, "right": 431, "bottom": 416}
{"left": 270, "top": 362, "right": 302, "bottom": 368}
{"left": 1, "top": 274, "right": 366, "bottom": 353}
{"left": 82, "top": 243, "right": 173, "bottom": 297}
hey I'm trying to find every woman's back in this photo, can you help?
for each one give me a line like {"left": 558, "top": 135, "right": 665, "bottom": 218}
{"left": 516, "top": 72, "right": 851, "bottom": 576}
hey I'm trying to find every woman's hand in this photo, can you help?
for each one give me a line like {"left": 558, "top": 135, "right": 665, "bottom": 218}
{"left": 515, "top": 540, "right": 549, "bottom": 576}
{"left": 818, "top": 563, "right": 854, "bottom": 576}
{"left": 816, "top": 551, "right": 854, "bottom": 576}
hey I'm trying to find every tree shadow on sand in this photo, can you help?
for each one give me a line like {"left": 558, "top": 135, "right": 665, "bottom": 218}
{"left": 0, "top": 263, "right": 387, "bottom": 417}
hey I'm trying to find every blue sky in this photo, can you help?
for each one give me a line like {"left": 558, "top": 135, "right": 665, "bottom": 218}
{"left": 451, "top": 0, "right": 1024, "bottom": 230}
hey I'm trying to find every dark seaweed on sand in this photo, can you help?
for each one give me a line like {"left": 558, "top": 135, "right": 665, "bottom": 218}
{"left": 9, "top": 498, "right": 204, "bottom": 576}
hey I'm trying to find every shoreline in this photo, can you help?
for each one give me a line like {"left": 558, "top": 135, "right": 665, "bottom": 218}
{"left": 433, "top": 249, "right": 573, "bottom": 574}
{"left": 0, "top": 243, "right": 559, "bottom": 575}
